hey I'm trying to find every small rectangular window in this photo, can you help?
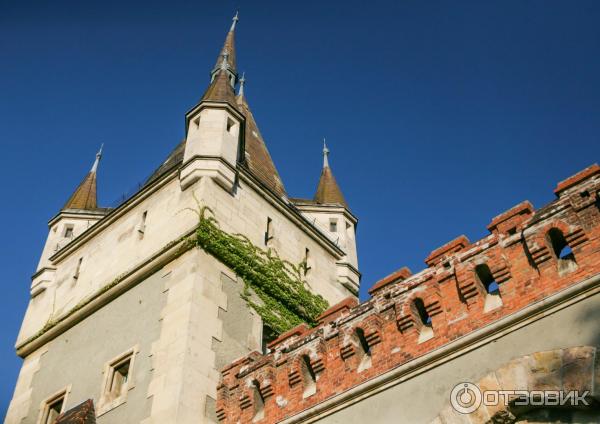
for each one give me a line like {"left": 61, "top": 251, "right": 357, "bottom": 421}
{"left": 329, "top": 219, "right": 338, "bottom": 232}
{"left": 303, "top": 248, "right": 312, "bottom": 275}
{"left": 39, "top": 390, "right": 67, "bottom": 424}
{"left": 105, "top": 353, "right": 133, "bottom": 400}
{"left": 109, "top": 360, "right": 131, "bottom": 398}
{"left": 98, "top": 347, "right": 137, "bottom": 415}
{"left": 226, "top": 117, "right": 235, "bottom": 133}
{"left": 64, "top": 225, "right": 74, "bottom": 239}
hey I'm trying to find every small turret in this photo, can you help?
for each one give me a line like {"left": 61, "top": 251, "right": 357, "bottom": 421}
{"left": 293, "top": 141, "right": 360, "bottom": 294}
{"left": 33, "top": 146, "right": 109, "bottom": 296}
{"left": 180, "top": 13, "right": 245, "bottom": 192}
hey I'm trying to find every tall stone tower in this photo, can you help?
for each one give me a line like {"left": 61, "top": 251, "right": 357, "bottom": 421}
{"left": 6, "top": 15, "right": 359, "bottom": 424}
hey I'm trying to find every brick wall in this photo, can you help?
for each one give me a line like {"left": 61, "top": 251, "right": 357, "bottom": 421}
{"left": 216, "top": 164, "right": 600, "bottom": 423}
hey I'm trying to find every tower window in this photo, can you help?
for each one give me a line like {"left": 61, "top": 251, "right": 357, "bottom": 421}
{"left": 64, "top": 225, "right": 74, "bottom": 238}
{"left": 329, "top": 219, "right": 338, "bottom": 232}
{"left": 226, "top": 117, "right": 235, "bottom": 134}
{"left": 261, "top": 324, "right": 277, "bottom": 354}
{"left": 303, "top": 248, "right": 312, "bottom": 275}
{"left": 40, "top": 390, "right": 67, "bottom": 424}
{"left": 98, "top": 347, "right": 137, "bottom": 416}
{"left": 138, "top": 211, "right": 148, "bottom": 235}
{"left": 264, "top": 218, "right": 273, "bottom": 245}
{"left": 73, "top": 257, "right": 83, "bottom": 280}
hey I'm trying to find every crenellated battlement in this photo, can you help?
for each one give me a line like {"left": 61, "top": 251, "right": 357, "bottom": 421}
{"left": 216, "top": 164, "right": 600, "bottom": 423}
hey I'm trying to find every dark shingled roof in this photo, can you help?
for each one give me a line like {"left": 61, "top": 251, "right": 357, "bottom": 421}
{"left": 55, "top": 399, "right": 96, "bottom": 424}
{"left": 201, "top": 68, "right": 239, "bottom": 108}
{"left": 215, "top": 28, "right": 236, "bottom": 71}
{"left": 63, "top": 171, "right": 97, "bottom": 210}
{"left": 237, "top": 94, "right": 286, "bottom": 196}
{"left": 314, "top": 166, "right": 347, "bottom": 207}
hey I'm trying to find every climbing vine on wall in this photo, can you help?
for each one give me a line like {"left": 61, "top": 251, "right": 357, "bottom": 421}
{"left": 188, "top": 204, "right": 329, "bottom": 335}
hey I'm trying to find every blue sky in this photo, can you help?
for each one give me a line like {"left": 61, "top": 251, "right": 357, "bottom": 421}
{"left": 1, "top": 0, "right": 599, "bottom": 416}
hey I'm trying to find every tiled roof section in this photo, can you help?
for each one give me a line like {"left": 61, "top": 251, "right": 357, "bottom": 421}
{"left": 314, "top": 166, "right": 347, "bottom": 207}
{"left": 201, "top": 69, "right": 238, "bottom": 108}
{"left": 237, "top": 94, "right": 286, "bottom": 196}
{"left": 63, "top": 172, "right": 97, "bottom": 210}
{"left": 55, "top": 399, "right": 96, "bottom": 424}
{"left": 215, "top": 28, "right": 237, "bottom": 72}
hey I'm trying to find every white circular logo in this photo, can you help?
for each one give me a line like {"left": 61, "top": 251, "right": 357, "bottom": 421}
{"left": 450, "top": 382, "right": 482, "bottom": 414}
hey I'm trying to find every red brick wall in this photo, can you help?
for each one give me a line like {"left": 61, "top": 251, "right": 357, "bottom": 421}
{"left": 216, "top": 164, "right": 600, "bottom": 423}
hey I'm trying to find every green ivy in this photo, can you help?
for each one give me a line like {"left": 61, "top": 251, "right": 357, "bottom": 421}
{"left": 191, "top": 205, "right": 329, "bottom": 335}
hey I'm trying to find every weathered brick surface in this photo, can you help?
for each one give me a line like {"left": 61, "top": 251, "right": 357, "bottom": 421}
{"left": 216, "top": 165, "right": 600, "bottom": 423}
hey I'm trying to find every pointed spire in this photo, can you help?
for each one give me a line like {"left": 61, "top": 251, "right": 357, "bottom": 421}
{"left": 203, "top": 14, "right": 240, "bottom": 105}
{"left": 91, "top": 143, "right": 103, "bottom": 173}
{"left": 322, "top": 138, "right": 330, "bottom": 168}
{"left": 230, "top": 11, "right": 239, "bottom": 32}
{"left": 63, "top": 147, "right": 102, "bottom": 210}
{"left": 314, "top": 142, "right": 347, "bottom": 208}
{"left": 212, "top": 12, "right": 239, "bottom": 78}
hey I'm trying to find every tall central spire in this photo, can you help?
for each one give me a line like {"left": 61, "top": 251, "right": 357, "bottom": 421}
{"left": 210, "top": 12, "right": 239, "bottom": 85}
{"left": 202, "top": 13, "right": 240, "bottom": 105}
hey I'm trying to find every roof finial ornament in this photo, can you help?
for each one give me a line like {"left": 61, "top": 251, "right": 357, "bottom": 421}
{"left": 230, "top": 11, "right": 239, "bottom": 32}
{"left": 238, "top": 72, "right": 245, "bottom": 97}
{"left": 220, "top": 49, "right": 230, "bottom": 70}
{"left": 91, "top": 143, "right": 103, "bottom": 173}
{"left": 322, "top": 138, "right": 330, "bottom": 169}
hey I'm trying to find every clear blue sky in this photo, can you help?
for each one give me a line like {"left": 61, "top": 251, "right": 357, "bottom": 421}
{"left": 1, "top": 0, "right": 599, "bottom": 417}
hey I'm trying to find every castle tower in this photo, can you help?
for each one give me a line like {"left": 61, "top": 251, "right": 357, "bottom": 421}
{"left": 32, "top": 146, "right": 108, "bottom": 297}
{"left": 292, "top": 141, "right": 360, "bottom": 293}
{"left": 6, "top": 15, "right": 359, "bottom": 424}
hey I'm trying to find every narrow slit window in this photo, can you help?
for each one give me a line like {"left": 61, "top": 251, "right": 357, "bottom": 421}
{"left": 264, "top": 217, "right": 273, "bottom": 245}
{"left": 303, "top": 248, "right": 311, "bottom": 275}
{"left": 354, "top": 328, "right": 372, "bottom": 371}
{"left": 329, "top": 219, "right": 338, "bottom": 232}
{"left": 73, "top": 257, "right": 83, "bottom": 280}
{"left": 138, "top": 211, "right": 148, "bottom": 234}
{"left": 252, "top": 380, "right": 265, "bottom": 422}
{"left": 414, "top": 298, "right": 434, "bottom": 343}
{"left": 301, "top": 355, "right": 317, "bottom": 397}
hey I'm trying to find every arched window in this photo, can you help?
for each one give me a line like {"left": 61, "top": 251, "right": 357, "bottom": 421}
{"left": 251, "top": 380, "right": 264, "bottom": 422}
{"left": 414, "top": 298, "right": 434, "bottom": 343}
{"left": 547, "top": 228, "right": 577, "bottom": 274}
{"left": 300, "top": 355, "right": 317, "bottom": 398}
{"left": 475, "top": 264, "right": 503, "bottom": 312}
{"left": 353, "top": 328, "right": 372, "bottom": 371}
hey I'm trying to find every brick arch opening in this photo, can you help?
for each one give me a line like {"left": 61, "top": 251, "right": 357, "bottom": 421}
{"left": 431, "top": 346, "right": 599, "bottom": 424}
